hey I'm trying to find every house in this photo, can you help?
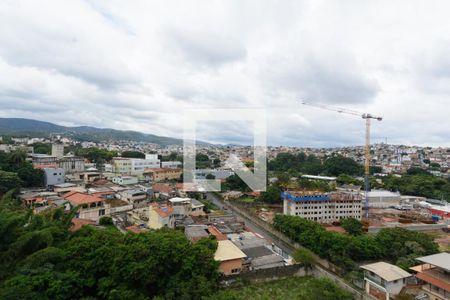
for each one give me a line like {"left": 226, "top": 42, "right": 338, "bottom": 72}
{"left": 214, "top": 240, "right": 247, "bottom": 275}
{"left": 42, "top": 167, "right": 65, "bottom": 187}
{"left": 152, "top": 183, "right": 176, "bottom": 198}
{"left": 169, "top": 197, "right": 205, "bottom": 217}
{"left": 63, "top": 191, "right": 111, "bottom": 222}
{"left": 410, "top": 253, "right": 450, "bottom": 300}
{"left": 148, "top": 203, "right": 174, "bottom": 229}
{"left": 184, "top": 225, "right": 209, "bottom": 242}
{"left": 118, "top": 189, "right": 148, "bottom": 208}
{"left": 361, "top": 262, "right": 413, "bottom": 300}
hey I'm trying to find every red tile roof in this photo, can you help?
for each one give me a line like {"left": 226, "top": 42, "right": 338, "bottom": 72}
{"left": 70, "top": 218, "right": 95, "bottom": 232}
{"left": 152, "top": 183, "right": 174, "bottom": 194}
{"left": 151, "top": 203, "right": 173, "bottom": 218}
{"left": 63, "top": 192, "right": 103, "bottom": 205}
{"left": 208, "top": 226, "right": 228, "bottom": 241}
{"left": 416, "top": 271, "right": 450, "bottom": 292}
{"left": 126, "top": 225, "right": 142, "bottom": 234}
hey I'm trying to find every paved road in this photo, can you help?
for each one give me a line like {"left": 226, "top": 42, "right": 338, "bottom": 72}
{"left": 206, "top": 192, "right": 295, "bottom": 256}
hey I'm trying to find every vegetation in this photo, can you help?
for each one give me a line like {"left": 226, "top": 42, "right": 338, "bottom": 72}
{"left": 223, "top": 174, "right": 251, "bottom": 192}
{"left": 0, "top": 193, "right": 220, "bottom": 299}
{"left": 121, "top": 150, "right": 145, "bottom": 159}
{"left": 259, "top": 185, "right": 282, "bottom": 204}
{"left": 340, "top": 218, "right": 363, "bottom": 236}
{"left": 196, "top": 153, "right": 211, "bottom": 169}
{"left": 75, "top": 147, "right": 118, "bottom": 163}
{"left": 31, "top": 142, "right": 51, "bottom": 154}
{"left": 293, "top": 248, "right": 316, "bottom": 273}
{"left": 382, "top": 173, "right": 450, "bottom": 201}
{"left": 268, "top": 153, "right": 363, "bottom": 177}
{"left": 209, "top": 277, "right": 353, "bottom": 300}
{"left": 0, "top": 151, "right": 43, "bottom": 193}
{"left": 273, "top": 215, "right": 439, "bottom": 272}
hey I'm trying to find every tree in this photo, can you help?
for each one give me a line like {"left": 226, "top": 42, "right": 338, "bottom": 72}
{"left": 259, "top": 185, "right": 282, "bottom": 204}
{"left": 293, "top": 248, "right": 316, "bottom": 273}
{"left": 205, "top": 173, "right": 216, "bottom": 180}
{"left": 0, "top": 171, "right": 22, "bottom": 195}
{"left": 341, "top": 218, "right": 363, "bottom": 236}
{"left": 323, "top": 155, "right": 363, "bottom": 176}
{"left": 99, "top": 216, "right": 113, "bottom": 226}
{"left": 223, "top": 174, "right": 250, "bottom": 192}
{"left": 121, "top": 151, "right": 145, "bottom": 159}
{"left": 31, "top": 143, "right": 51, "bottom": 155}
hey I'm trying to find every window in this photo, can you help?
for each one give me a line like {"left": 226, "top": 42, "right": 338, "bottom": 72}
{"left": 99, "top": 209, "right": 105, "bottom": 216}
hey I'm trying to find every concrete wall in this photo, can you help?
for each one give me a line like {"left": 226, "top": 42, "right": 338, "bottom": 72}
{"left": 219, "top": 259, "right": 243, "bottom": 275}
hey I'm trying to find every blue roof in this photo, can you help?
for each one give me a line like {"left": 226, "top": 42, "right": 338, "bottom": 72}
{"left": 281, "top": 192, "right": 330, "bottom": 202}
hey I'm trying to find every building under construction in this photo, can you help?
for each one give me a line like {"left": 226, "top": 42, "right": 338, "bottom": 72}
{"left": 282, "top": 191, "right": 363, "bottom": 224}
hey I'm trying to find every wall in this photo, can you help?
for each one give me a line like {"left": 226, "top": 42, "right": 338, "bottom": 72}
{"left": 219, "top": 259, "right": 243, "bottom": 275}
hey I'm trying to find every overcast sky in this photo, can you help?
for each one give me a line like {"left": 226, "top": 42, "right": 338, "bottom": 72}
{"left": 0, "top": 0, "right": 449, "bottom": 147}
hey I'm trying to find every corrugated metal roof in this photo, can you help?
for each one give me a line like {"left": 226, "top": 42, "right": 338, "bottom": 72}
{"left": 416, "top": 253, "right": 450, "bottom": 272}
{"left": 361, "top": 262, "right": 411, "bottom": 282}
{"left": 214, "top": 240, "right": 247, "bottom": 261}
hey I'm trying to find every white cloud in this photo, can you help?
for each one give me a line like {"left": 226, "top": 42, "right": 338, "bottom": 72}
{"left": 0, "top": 0, "right": 449, "bottom": 146}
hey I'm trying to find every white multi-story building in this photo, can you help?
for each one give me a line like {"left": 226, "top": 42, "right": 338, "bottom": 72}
{"left": 282, "top": 191, "right": 362, "bottom": 223}
{"left": 113, "top": 155, "right": 160, "bottom": 175}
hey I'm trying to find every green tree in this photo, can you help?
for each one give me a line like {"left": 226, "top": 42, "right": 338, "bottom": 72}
{"left": 259, "top": 185, "right": 282, "bottom": 204}
{"left": 293, "top": 248, "right": 316, "bottom": 273}
{"left": 0, "top": 171, "right": 22, "bottom": 195}
{"left": 341, "top": 218, "right": 363, "bottom": 236}
{"left": 121, "top": 151, "right": 145, "bottom": 159}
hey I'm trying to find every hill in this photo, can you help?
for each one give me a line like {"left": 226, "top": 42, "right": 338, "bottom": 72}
{"left": 0, "top": 118, "right": 183, "bottom": 146}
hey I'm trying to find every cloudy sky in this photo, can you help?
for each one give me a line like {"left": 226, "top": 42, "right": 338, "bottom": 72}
{"left": 0, "top": 0, "right": 449, "bottom": 147}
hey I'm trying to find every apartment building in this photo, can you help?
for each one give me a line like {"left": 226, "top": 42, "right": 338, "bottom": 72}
{"left": 112, "top": 155, "right": 160, "bottom": 175}
{"left": 144, "top": 168, "right": 182, "bottom": 182}
{"left": 282, "top": 191, "right": 362, "bottom": 223}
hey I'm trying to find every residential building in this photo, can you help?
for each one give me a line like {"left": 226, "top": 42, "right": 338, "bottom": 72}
{"left": 361, "top": 262, "right": 413, "bottom": 300}
{"left": 169, "top": 197, "right": 205, "bottom": 217}
{"left": 58, "top": 156, "right": 85, "bottom": 174}
{"left": 112, "top": 175, "right": 139, "bottom": 185}
{"left": 144, "top": 168, "right": 182, "bottom": 182}
{"left": 282, "top": 191, "right": 362, "bottom": 223}
{"left": 63, "top": 191, "right": 111, "bottom": 222}
{"left": 214, "top": 240, "right": 247, "bottom": 275}
{"left": 410, "top": 253, "right": 450, "bottom": 300}
{"left": 161, "top": 161, "right": 182, "bottom": 169}
{"left": 118, "top": 188, "right": 147, "bottom": 207}
{"left": 194, "top": 169, "right": 234, "bottom": 180}
{"left": 148, "top": 203, "right": 174, "bottom": 229}
{"left": 112, "top": 156, "right": 160, "bottom": 175}
{"left": 43, "top": 167, "right": 65, "bottom": 187}
{"left": 185, "top": 225, "right": 209, "bottom": 243}
{"left": 51, "top": 143, "right": 64, "bottom": 158}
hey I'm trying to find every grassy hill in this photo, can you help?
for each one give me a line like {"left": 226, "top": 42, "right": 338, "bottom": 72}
{"left": 0, "top": 118, "right": 183, "bottom": 146}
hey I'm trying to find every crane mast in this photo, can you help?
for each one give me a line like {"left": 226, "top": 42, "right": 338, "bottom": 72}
{"left": 302, "top": 102, "right": 382, "bottom": 218}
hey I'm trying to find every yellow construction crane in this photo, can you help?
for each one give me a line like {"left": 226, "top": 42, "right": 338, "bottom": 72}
{"left": 301, "top": 101, "right": 382, "bottom": 217}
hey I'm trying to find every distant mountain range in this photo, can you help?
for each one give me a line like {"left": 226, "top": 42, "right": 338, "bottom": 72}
{"left": 0, "top": 118, "right": 184, "bottom": 146}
